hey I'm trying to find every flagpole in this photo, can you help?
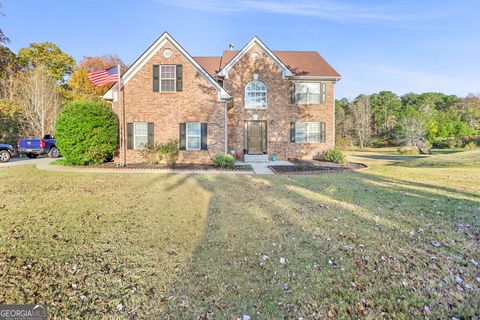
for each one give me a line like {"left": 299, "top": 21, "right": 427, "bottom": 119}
{"left": 118, "top": 64, "right": 125, "bottom": 167}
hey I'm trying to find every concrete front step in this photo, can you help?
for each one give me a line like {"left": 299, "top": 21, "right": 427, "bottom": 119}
{"left": 244, "top": 154, "right": 269, "bottom": 163}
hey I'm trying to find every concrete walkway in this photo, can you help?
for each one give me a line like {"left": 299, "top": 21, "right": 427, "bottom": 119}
{"left": 240, "top": 160, "right": 294, "bottom": 175}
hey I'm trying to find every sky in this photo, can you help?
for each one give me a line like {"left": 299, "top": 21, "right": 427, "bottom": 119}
{"left": 1, "top": 0, "right": 479, "bottom": 99}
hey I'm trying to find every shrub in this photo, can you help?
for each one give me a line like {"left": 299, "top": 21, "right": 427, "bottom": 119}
{"left": 370, "top": 138, "right": 389, "bottom": 148}
{"left": 464, "top": 141, "right": 478, "bottom": 150}
{"left": 55, "top": 100, "right": 118, "bottom": 165}
{"left": 298, "top": 163, "right": 306, "bottom": 171}
{"left": 397, "top": 147, "right": 419, "bottom": 155}
{"left": 213, "top": 153, "right": 235, "bottom": 168}
{"left": 139, "top": 144, "right": 161, "bottom": 165}
{"left": 160, "top": 140, "right": 179, "bottom": 167}
{"left": 323, "top": 147, "right": 347, "bottom": 164}
{"left": 432, "top": 137, "right": 463, "bottom": 149}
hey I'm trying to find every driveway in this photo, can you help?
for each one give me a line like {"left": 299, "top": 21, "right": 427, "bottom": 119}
{"left": 0, "top": 156, "right": 54, "bottom": 168}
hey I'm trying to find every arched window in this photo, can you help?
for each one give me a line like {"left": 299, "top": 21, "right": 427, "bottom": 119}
{"left": 245, "top": 80, "right": 267, "bottom": 109}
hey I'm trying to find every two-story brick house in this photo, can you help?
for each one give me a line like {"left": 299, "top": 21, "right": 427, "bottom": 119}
{"left": 104, "top": 32, "right": 341, "bottom": 164}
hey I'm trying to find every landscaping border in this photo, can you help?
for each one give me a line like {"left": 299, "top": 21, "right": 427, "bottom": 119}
{"left": 268, "top": 162, "right": 368, "bottom": 174}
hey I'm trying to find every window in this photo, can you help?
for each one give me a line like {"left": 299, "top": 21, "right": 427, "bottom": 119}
{"left": 186, "top": 122, "right": 201, "bottom": 150}
{"left": 294, "top": 122, "right": 325, "bottom": 143}
{"left": 160, "top": 65, "right": 176, "bottom": 92}
{"left": 245, "top": 80, "right": 267, "bottom": 109}
{"left": 134, "top": 122, "right": 148, "bottom": 149}
{"left": 295, "top": 83, "right": 321, "bottom": 104}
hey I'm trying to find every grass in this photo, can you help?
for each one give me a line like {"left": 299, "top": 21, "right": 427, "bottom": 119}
{"left": 0, "top": 149, "right": 479, "bottom": 319}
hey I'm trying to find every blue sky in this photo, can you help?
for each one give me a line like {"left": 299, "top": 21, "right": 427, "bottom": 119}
{"left": 2, "top": 0, "right": 479, "bottom": 99}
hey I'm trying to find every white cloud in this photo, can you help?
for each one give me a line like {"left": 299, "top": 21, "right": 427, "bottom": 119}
{"left": 155, "top": 0, "right": 446, "bottom": 22}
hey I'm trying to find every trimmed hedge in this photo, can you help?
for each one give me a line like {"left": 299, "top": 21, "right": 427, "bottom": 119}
{"left": 323, "top": 147, "right": 347, "bottom": 164}
{"left": 213, "top": 153, "right": 235, "bottom": 168}
{"left": 55, "top": 100, "right": 118, "bottom": 165}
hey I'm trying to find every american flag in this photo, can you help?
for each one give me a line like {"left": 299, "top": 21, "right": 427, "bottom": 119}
{"left": 87, "top": 65, "right": 119, "bottom": 86}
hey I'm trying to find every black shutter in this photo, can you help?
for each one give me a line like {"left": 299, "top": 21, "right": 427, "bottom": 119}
{"left": 179, "top": 123, "right": 186, "bottom": 150}
{"left": 176, "top": 65, "right": 183, "bottom": 92}
{"left": 153, "top": 65, "right": 159, "bottom": 92}
{"left": 147, "top": 123, "right": 154, "bottom": 145}
{"left": 289, "top": 83, "right": 296, "bottom": 104}
{"left": 127, "top": 123, "right": 134, "bottom": 150}
{"left": 201, "top": 123, "right": 208, "bottom": 150}
{"left": 290, "top": 122, "right": 296, "bottom": 143}
{"left": 320, "top": 122, "right": 326, "bottom": 142}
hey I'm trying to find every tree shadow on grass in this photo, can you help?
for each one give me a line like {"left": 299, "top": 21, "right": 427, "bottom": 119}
{"left": 154, "top": 171, "right": 479, "bottom": 319}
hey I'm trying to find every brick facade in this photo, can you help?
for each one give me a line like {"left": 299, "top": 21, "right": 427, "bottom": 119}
{"left": 112, "top": 39, "right": 226, "bottom": 164}
{"left": 109, "top": 35, "right": 338, "bottom": 164}
{"left": 224, "top": 44, "right": 335, "bottom": 161}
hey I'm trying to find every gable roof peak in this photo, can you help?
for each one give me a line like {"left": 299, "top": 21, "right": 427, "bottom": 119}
{"left": 103, "top": 32, "right": 230, "bottom": 101}
{"left": 217, "top": 36, "right": 294, "bottom": 79}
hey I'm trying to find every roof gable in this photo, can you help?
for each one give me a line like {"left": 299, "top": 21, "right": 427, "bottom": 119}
{"left": 217, "top": 36, "right": 294, "bottom": 79}
{"left": 104, "top": 32, "right": 230, "bottom": 101}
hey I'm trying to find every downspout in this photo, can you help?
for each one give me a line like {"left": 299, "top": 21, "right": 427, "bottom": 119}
{"left": 224, "top": 99, "right": 229, "bottom": 154}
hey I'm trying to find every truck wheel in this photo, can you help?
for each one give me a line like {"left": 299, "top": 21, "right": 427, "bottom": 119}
{"left": 26, "top": 153, "right": 38, "bottom": 159}
{"left": 48, "top": 147, "right": 60, "bottom": 158}
{"left": 0, "top": 150, "right": 11, "bottom": 163}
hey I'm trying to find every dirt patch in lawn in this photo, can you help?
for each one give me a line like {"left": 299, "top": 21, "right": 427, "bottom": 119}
{"left": 269, "top": 158, "right": 367, "bottom": 174}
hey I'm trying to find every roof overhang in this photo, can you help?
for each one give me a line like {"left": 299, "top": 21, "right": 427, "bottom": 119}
{"left": 218, "top": 36, "right": 294, "bottom": 79}
{"left": 103, "top": 32, "right": 231, "bottom": 101}
{"left": 290, "top": 76, "right": 342, "bottom": 82}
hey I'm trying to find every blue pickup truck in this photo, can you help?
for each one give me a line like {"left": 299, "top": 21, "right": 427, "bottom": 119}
{"left": 17, "top": 135, "right": 61, "bottom": 158}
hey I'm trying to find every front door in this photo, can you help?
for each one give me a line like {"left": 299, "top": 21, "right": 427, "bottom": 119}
{"left": 246, "top": 121, "right": 266, "bottom": 154}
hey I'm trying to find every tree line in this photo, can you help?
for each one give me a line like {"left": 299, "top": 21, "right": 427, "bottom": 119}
{"left": 335, "top": 91, "right": 480, "bottom": 150}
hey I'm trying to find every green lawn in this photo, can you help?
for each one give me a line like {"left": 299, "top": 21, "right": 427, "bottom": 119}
{"left": 0, "top": 150, "right": 479, "bottom": 319}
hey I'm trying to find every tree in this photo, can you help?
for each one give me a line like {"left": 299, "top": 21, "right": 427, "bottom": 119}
{"left": 0, "top": 46, "right": 20, "bottom": 98}
{"left": 18, "top": 42, "right": 75, "bottom": 84}
{"left": 370, "top": 91, "right": 400, "bottom": 138}
{"left": 456, "top": 94, "right": 480, "bottom": 131}
{"left": 67, "top": 55, "right": 126, "bottom": 101}
{"left": 394, "top": 108, "right": 428, "bottom": 148}
{"left": 14, "top": 66, "right": 60, "bottom": 137}
{"left": 77, "top": 55, "right": 126, "bottom": 72}
{"left": 55, "top": 100, "right": 118, "bottom": 165}
{"left": 350, "top": 94, "right": 372, "bottom": 148}
{"left": 0, "top": 98, "right": 22, "bottom": 144}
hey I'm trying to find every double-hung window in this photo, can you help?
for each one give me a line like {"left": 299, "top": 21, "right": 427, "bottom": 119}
{"left": 133, "top": 122, "right": 148, "bottom": 149}
{"left": 186, "top": 122, "right": 201, "bottom": 150}
{"left": 294, "top": 122, "right": 325, "bottom": 143}
{"left": 295, "top": 83, "right": 321, "bottom": 104}
{"left": 160, "top": 65, "right": 176, "bottom": 92}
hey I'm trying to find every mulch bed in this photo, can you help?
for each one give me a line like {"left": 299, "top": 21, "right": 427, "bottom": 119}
{"left": 94, "top": 162, "right": 253, "bottom": 172}
{"left": 269, "top": 158, "right": 367, "bottom": 174}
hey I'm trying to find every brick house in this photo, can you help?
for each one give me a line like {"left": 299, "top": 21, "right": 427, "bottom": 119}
{"left": 104, "top": 32, "right": 341, "bottom": 164}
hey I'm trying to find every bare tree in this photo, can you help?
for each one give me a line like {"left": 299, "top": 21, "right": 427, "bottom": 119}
{"left": 350, "top": 94, "right": 372, "bottom": 148}
{"left": 394, "top": 116, "right": 427, "bottom": 148}
{"left": 15, "top": 67, "right": 59, "bottom": 137}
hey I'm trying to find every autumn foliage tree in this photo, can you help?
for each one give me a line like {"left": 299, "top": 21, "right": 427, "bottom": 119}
{"left": 18, "top": 42, "right": 75, "bottom": 84}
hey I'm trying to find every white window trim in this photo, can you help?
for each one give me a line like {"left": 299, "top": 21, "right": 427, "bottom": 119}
{"left": 295, "top": 83, "right": 322, "bottom": 105}
{"left": 245, "top": 80, "right": 267, "bottom": 109}
{"left": 160, "top": 65, "right": 176, "bottom": 92}
{"left": 295, "top": 122, "right": 324, "bottom": 143}
{"left": 186, "top": 122, "right": 201, "bottom": 151}
{"left": 133, "top": 122, "right": 148, "bottom": 150}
